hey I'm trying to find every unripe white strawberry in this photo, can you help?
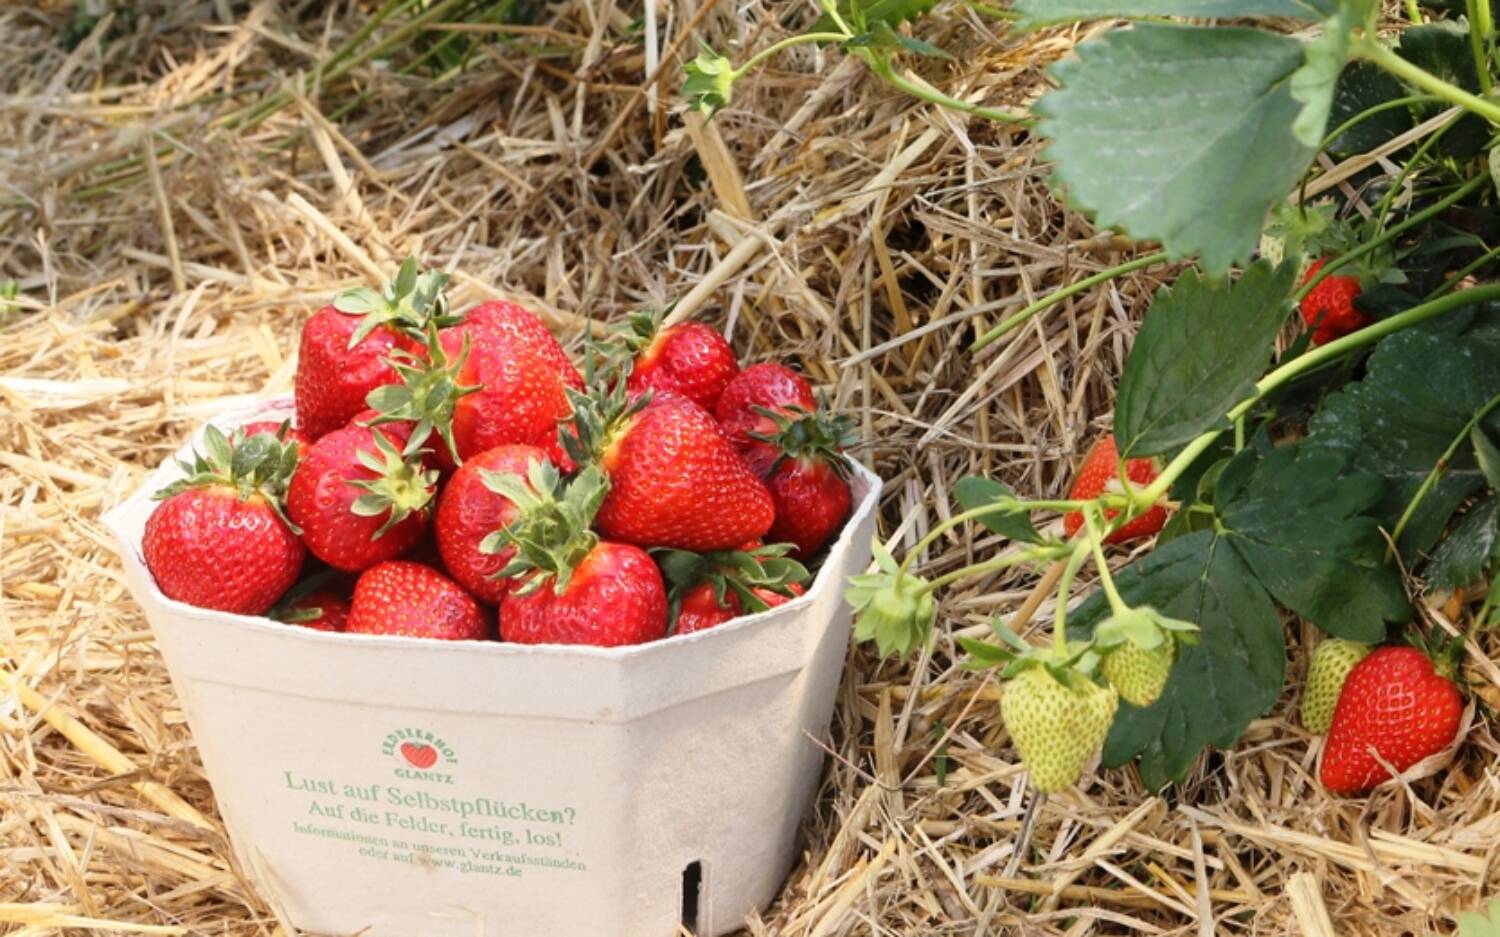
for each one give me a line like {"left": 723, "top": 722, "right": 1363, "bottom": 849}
{"left": 1000, "top": 667, "right": 1119, "bottom": 794}
{"left": 1102, "top": 639, "right": 1176, "bottom": 708}
{"left": 1301, "top": 638, "right": 1370, "bottom": 733}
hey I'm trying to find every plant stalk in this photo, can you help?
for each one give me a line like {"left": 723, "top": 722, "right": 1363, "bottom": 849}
{"left": 1135, "top": 283, "right": 1500, "bottom": 509}
{"left": 972, "top": 251, "right": 1171, "bottom": 352}
{"left": 1355, "top": 37, "right": 1500, "bottom": 125}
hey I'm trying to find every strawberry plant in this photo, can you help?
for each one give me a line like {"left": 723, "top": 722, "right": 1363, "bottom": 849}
{"left": 773, "top": 0, "right": 1500, "bottom": 796}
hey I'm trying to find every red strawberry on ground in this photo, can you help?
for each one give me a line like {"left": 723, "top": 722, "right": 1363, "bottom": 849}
{"left": 567, "top": 387, "right": 774, "bottom": 551}
{"left": 715, "top": 362, "right": 815, "bottom": 450}
{"left": 287, "top": 423, "right": 437, "bottom": 572}
{"left": 1299, "top": 258, "right": 1369, "bottom": 346}
{"left": 435, "top": 444, "right": 548, "bottom": 605}
{"left": 294, "top": 258, "right": 450, "bottom": 439}
{"left": 488, "top": 465, "right": 668, "bottom": 647}
{"left": 1062, "top": 434, "right": 1169, "bottom": 544}
{"left": 1320, "top": 644, "right": 1464, "bottom": 795}
{"left": 615, "top": 311, "right": 739, "bottom": 412}
{"left": 347, "top": 561, "right": 491, "bottom": 641}
{"left": 143, "top": 425, "right": 304, "bottom": 615}
{"left": 743, "top": 406, "right": 856, "bottom": 560}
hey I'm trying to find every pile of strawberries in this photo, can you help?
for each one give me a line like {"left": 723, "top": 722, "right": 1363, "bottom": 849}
{"left": 140, "top": 261, "right": 857, "bottom": 647}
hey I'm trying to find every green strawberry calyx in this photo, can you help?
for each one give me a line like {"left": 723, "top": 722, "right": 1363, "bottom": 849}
{"left": 747, "top": 400, "right": 857, "bottom": 478}
{"left": 655, "top": 542, "right": 811, "bottom": 624}
{"left": 560, "top": 380, "right": 651, "bottom": 469}
{"left": 268, "top": 569, "right": 343, "bottom": 624}
{"left": 846, "top": 539, "right": 938, "bottom": 657}
{"left": 482, "top": 460, "right": 611, "bottom": 596}
{"left": 363, "top": 323, "right": 481, "bottom": 465}
{"left": 682, "top": 42, "right": 736, "bottom": 117}
{"left": 332, "top": 256, "right": 460, "bottom": 347}
{"left": 348, "top": 430, "right": 439, "bottom": 538}
{"left": 1092, "top": 604, "right": 1199, "bottom": 653}
{"left": 154, "top": 422, "right": 303, "bottom": 532}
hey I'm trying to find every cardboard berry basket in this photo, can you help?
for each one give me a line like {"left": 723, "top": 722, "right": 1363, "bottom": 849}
{"left": 103, "top": 398, "right": 882, "bottom": 937}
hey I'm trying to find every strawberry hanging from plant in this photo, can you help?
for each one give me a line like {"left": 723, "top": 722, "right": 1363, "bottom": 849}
{"left": 143, "top": 424, "right": 304, "bottom": 615}
{"left": 295, "top": 257, "right": 454, "bottom": 439}
{"left": 1062, "top": 434, "right": 1168, "bottom": 545}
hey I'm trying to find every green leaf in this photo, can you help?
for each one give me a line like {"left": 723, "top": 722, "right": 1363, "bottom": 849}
{"left": 871, "top": 21, "right": 950, "bottom": 57}
{"left": 957, "top": 635, "right": 1017, "bottom": 668}
{"left": 1013, "top": 0, "right": 1334, "bottom": 28}
{"left": 952, "top": 476, "right": 1042, "bottom": 543}
{"left": 1475, "top": 427, "right": 1500, "bottom": 489}
{"left": 1425, "top": 495, "right": 1500, "bottom": 591}
{"left": 1304, "top": 320, "right": 1500, "bottom": 558}
{"left": 1325, "top": 62, "right": 1414, "bottom": 157}
{"left": 1115, "top": 261, "right": 1293, "bottom": 458}
{"left": 1458, "top": 899, "right": 1500, "bottom": 937}
{"left": 1396, "top": 22, "right": 1489, "bottom": 159}
{"left": 1214, "top": 444, "right": 1408, "bottom": 642}
{"left": 1288, "top": 9, "right": 1352, "bottom": 147}
{"left": 812, "top": 0, "right": 937, "bottom": 33}
{"left": 1034, "top": 25, "right": 1316, "bottom": 274}
{"left": 1070, "top": 529, "right": 1286, "bottom": 790}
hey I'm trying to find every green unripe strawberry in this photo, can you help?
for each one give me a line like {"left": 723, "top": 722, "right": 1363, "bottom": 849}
{"left": 1000, "top": 667, "right": 1119, "bottom": 794}
{"left": 1102, "top": 638, "right": 1176, "bottom": 708}
{"left": 1301, "top": 638, "right": 1371, "bottom": 734}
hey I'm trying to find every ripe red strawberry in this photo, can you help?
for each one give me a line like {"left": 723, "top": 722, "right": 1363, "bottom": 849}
{"left": 366, "top": 314, "right": 582, "bottom": 470}
{"left": 1062, "top": 434, "right": 1169, "bottom": 544}
{"left": 616, "top": 312, "right": 739, "bottom": 412}
{"left": 1320, "top": 645, "right": 1463, "bottom": 794}
{"left": 466, "top": 299, "right": 577, "bottom": 380}
{"left": 488, "top": 465, "right": 667, "bottom": 646}
{"left": 715, "top": 363, "right": 815, "bottom": 449}
{"left": 287, "top": 423, "right": 437, "bottom": 572}
{"left": 273, "top": 589, "right": 351, "bottom": 632}
{"left": 347, "top": 561, "right": 491, "bottom": 641}
{"left": 675, "top": 583, "right": 741, "bottom": 635}
{"left": 743, "top": 407, "right": 856, "bottom": 560}
{"left": 143, "top": 425, "right": 303, "bottom": 615}
{"left": 569, "top": 389, "right": 774, "bottom": 551}
{"left": 435, "top": 444, "right": 547, "bottom": 605}
{"left": 294, "top": 259, "right": 450, "bottom": 439}
{"left": 658, "top": 541, "right": 810, "bottom": 635}
{"left": 1299, "top": 258, "right": 1369, "bottom": 346}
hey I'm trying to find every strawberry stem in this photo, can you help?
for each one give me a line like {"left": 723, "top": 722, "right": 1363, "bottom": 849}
{"left": 1051, "top": 539, "right": 1092, "bottom": 657}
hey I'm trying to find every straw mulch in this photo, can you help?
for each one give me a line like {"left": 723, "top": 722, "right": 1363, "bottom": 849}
{"left": 2, "top": 2, "right": 1494, "bottom": 935}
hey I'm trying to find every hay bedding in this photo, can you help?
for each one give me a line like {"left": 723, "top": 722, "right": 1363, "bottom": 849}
{"left": 0, "top": 2, "right": 1493, "bottom": 934}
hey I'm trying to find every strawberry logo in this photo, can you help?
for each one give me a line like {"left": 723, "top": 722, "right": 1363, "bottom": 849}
{"left": 400, "top": 741, "right": 438, "bottom": 769}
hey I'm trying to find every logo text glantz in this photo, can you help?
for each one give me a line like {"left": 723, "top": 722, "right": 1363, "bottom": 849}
{"left": 383, "top": 728, "right": 457, "bottom": 784}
